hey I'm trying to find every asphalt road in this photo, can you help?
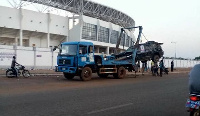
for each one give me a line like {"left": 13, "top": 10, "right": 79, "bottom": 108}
{"left": 0, "top": 73, "right": 190, "bottom": 116}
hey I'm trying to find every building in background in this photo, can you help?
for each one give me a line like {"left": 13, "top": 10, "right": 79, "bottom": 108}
{"left": 0, "top": 0, "right": 135, "bottom": 68}
{"left": 0, "top": 0, "right": 135, "bottom": 54}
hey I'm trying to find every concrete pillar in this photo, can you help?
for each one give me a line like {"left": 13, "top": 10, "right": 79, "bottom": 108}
{"left": 47, "top": 13, "right": 51, "bottom": 48}
{"left": 15, "top": 37, "right": 18, "bottom": 45}
{"left": 19, "top": 8, "right": 23, "bottom": 46}
{"left": 79, "top": 15, "right": 83, "bottom": 41}
{"left": 97, "top": 20, "right": 100, "bottom": 41}
{"left": 33, "top": 47, "right": 36, "bottom": 69}
{"left": 67, "top": 16, "right": 69, "bottom": 42}
{"left": 106, "top": 46, "right": 109, "bottom": 55}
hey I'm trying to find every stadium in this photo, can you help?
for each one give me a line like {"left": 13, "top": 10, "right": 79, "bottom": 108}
{"left": 0, "top": 0, "right": 136, "bottom": 68}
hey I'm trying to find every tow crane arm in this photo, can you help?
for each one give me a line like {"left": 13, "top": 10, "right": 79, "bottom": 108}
{"left": 115, "top": 26, "right": 143, "bottom": 66}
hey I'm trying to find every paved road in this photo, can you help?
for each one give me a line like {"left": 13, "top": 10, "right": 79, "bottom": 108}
{"left": 0, "top": 73, "right": 190, "bottom": 116}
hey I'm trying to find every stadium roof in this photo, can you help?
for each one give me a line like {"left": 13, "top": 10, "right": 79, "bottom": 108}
{"left": 22, "top": 0, "right": 135, "bottom": 27}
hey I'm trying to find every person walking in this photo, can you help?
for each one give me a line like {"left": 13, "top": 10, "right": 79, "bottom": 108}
{"left": 159, "top": 60, "right": 164, "bottom": 77}
{"left": 141, "top": 63, "right": 145, "bottom": 75}
{"left": 137, "top": 61, "right": 140, "bottom": 72}
{"left": 171, "top": 60, "right": 174, "bottom": 72}
{"left": 151, "top": 60, "right": 154, "bottom": 74}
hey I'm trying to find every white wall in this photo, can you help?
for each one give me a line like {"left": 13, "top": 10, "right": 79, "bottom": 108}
{"left": 50, "top": 14, "right": 68, "bottom": 36}
{"left": 0, "top": 6, "right": 68, "bottom": 36}
{"left": 0, "top": 45, "right": 58, "bottom": 69}
{"left": 29, "top": 37, "right": 41, "bottom": 47}
{"left": 0, "top": 6, "right": 20, "bottom": 29}
{"left": 69, "top": 23, "right": 81, "bottom": 42}
{"left": 23, "top": 9, "right": 48, "bottom": 32}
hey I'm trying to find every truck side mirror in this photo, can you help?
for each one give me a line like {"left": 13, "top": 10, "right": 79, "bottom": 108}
{"left": 53, "top": 46, "right": 57, "bottom": 51}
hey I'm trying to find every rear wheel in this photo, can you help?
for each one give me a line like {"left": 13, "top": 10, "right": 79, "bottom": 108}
{"left": 190, "top": 110, "right": 199, "bottom": 116}
{"left": 113, "top": 66, "right": 126, "bottom": 79}
{"left": 80, "top": 67, "right": 92, "bottom": 81}
{"left": 22, "top": 70, "right": 30, "bottom": 78}
{"left": 63, "top": 73, "right": 75, "bottom": 80}
{"left": 6, "top": 69, "right": 14, "bottom": 78}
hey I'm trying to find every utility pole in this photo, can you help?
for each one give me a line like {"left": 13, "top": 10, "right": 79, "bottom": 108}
{"left": 171, "top": 41, "right": 177, "bottom": 67}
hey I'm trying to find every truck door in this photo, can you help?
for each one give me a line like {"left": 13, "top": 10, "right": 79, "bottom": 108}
{"left": 78, "top": 45, "right": 94, "bottom": 67}
{"left": 88, "top": 45, "right": 94, "bottom": 62}
{"left": 78, "top": 45, "right": 88, "bottom": 67}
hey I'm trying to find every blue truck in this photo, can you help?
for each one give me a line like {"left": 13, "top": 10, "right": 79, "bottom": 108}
{"left": 55, "top": 26, "right": 143, "bottom": 81}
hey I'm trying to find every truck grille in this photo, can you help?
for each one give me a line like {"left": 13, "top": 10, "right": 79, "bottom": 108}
{"left": 59, "top": 59, "right": 71, "bottom": 65}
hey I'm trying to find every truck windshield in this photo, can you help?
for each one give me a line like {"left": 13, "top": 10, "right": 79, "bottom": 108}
{"left": 61, "top": 45, "right": 77, "bottom": 55}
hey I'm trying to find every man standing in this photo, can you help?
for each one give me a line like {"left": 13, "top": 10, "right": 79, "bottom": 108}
{"left": 159, "top": 60, "right": 164, "bottom": 77}
{"left": 11, "top": 56, "right": 18, "bottom": 77}
{"left": 171, "top": 60, "right": 174, "bottom": 72}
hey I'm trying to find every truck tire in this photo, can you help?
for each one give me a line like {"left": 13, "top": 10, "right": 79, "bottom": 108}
{"left": 80, "top": 67, "right": 92, "bottom": 81}
{"left": 63, "top": 73, "right": 74, "bottom": 80}
{"left": 113, "top": 66, "right": 126, "bottom": 79}
{"left": 97, "top": 72, "right": 109, "bottom": 78}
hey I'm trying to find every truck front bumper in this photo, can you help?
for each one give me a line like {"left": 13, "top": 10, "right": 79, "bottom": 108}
{"left": 55, "top": 66, "right": 77, "bottom": 73}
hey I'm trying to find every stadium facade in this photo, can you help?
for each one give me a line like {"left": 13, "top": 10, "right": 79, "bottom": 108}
{"left": 0, "top": 0, "right": 136, "bottom": 54}
{"left": 0, "top": 0, "right": 136, "bottom": 68}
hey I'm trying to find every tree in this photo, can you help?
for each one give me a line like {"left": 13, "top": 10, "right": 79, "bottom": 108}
{"left": 194, "top": 56, "right": 200, "bottom": 60}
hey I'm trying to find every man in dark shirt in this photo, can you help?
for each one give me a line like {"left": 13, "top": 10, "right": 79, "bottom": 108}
{"left": 189, "top": 64, "right": 200, "bottom": 94}
{"left": 171, "top": 60, "right": 174, "bottom": 72}
{"left": 159, "top": 60, "right": 164, "bottom": 77}
{"left": 11, "top": 56, "right": 18, "bottom": 77}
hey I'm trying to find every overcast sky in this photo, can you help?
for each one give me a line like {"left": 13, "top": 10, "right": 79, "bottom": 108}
{"left": 1, "top": 0, "right": 200, "bottom": 59}
{"left": 92, "top": 0, "right": 200, "bottom": 59}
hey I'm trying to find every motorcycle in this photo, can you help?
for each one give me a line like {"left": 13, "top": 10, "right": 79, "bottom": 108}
{"left": 186, "top": 93, "right": 200, "bottom": 116}
{"left": 163, "top": 66, "right": 169, "bottom": 75}
{"left": 6, "top": 64, "right": 31, "bottom": 78}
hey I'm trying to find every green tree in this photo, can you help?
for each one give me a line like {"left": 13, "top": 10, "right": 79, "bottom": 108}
{"left": 194, "top": 56, "right": 200, "bottom": 60}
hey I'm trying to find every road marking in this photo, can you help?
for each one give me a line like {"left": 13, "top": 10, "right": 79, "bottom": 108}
{"left": 87, "top": 103, "right": 133, "bottom": 114}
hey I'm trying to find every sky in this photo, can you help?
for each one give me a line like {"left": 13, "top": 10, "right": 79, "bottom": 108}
{"left": 92, "top": 0, "right": 200, "bottom": 59}
{"left": 1, "top": 0, "right": 200, "bottom": 59}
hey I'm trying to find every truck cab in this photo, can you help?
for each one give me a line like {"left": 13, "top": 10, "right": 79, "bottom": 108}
{"left": 55, "top": 41, "right": 95, "bottom": 80}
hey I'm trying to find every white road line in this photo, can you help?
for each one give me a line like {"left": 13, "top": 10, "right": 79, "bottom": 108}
{"left": 87, "top": 103, "right": 133, "bottom": 114}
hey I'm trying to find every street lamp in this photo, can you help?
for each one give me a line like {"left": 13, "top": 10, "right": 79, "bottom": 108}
{"left": 171, "top": 42, "right": 176, "bottom": 59}
{"left": 171, "top": 41, "right": 177, "bottom": 67}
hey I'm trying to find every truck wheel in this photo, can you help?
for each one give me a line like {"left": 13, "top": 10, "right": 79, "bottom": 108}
{"left": 63, "top": 73, "right": 74, "bottom": 80}
{"left": 80, "top": 67, "right": 92, "bottom": 81}
{"left": 97, "top": 72, "right": 109, "bottom": 78}
{"left": 153, "top": 55, "right": 160, "bottom": 62}
{"left": 113, "top": 66, "right": 126, "bottom": 79}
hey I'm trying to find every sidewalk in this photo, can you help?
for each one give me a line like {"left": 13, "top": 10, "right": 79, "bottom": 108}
{"left": 0, "top": 68, "right": 191, "bottom": 77}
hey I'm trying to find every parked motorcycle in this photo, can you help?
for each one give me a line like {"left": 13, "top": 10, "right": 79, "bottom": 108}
{"left": 186, "top": 93, "right": 200, "bottom": 116}
{"left": 6, "top": 64, "right": 31, "bottom": 78}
